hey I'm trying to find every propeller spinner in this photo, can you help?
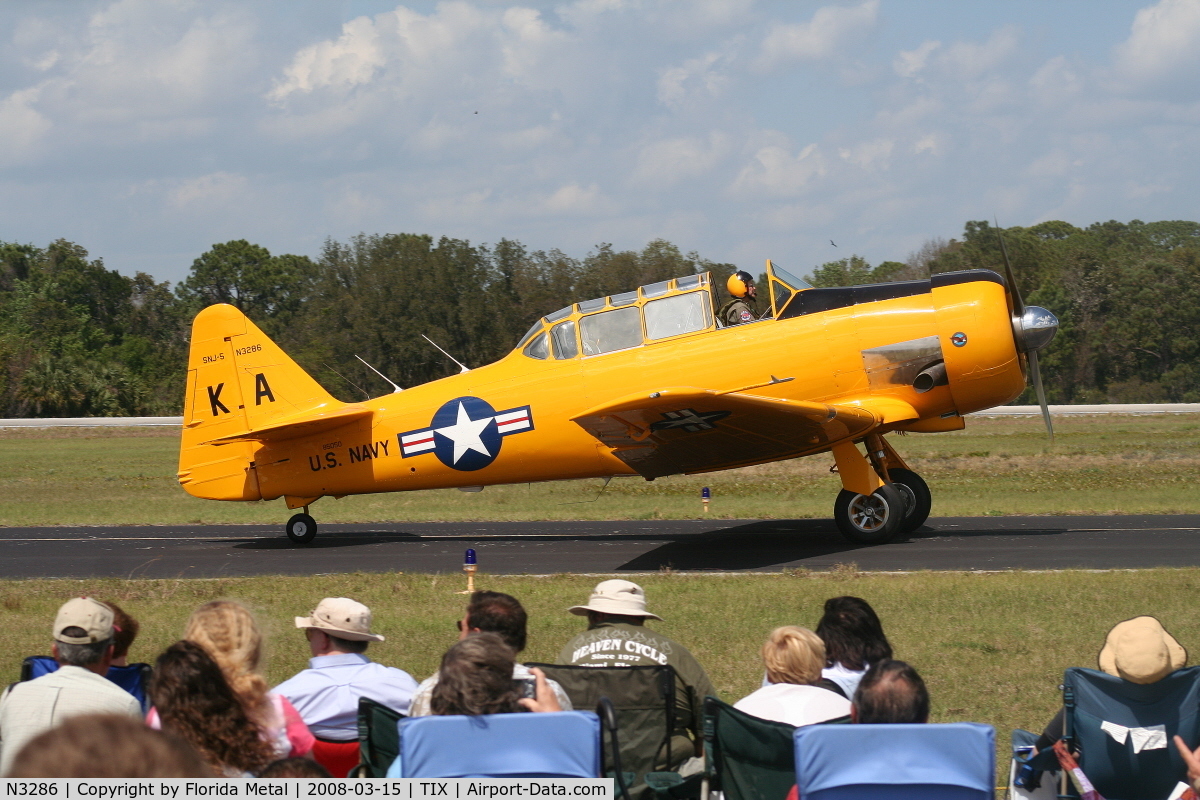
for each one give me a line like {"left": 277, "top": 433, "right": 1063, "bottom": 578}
{"left": 996, "top": 229, "right": 1059, "bottom": 441}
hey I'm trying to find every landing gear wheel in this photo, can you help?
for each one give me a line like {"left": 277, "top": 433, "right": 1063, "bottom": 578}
{"left": 285, "top": 513, "right": 317, "bottom": 545}
{"left": 834, "top": 483, "right": 907, "bottom": 545}
{"left": 887, "top": 468, "right": 932, "bottom": 533}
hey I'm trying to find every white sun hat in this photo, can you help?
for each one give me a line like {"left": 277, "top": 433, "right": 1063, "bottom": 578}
{"left": 568, "top": 579, "right": 663, "bottom": 621}
{"left": 295, "top": 597, "right": 385, "bottom": 642}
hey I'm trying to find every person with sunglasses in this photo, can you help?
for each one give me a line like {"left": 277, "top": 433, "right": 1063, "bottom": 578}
{"left": 407, "top": 591, "right": 572, "bottom": 716}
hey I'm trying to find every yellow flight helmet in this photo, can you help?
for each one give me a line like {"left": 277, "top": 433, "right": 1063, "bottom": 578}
{"left": 727, "top": 270, "right": 755, "bottom": 298}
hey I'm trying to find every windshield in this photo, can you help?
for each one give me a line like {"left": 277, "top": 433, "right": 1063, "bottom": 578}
{"left": 769, "top": 262, "right": 813, "bottom": 291}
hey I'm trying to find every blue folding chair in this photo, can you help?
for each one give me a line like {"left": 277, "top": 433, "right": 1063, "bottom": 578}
{"left": 1057, "top": 666, "right": 1200, "bottom": 799}
{"left": 21, "top": 656, "right": 153, "bottom": 712}
{"left": 794, "top": 722, "right": 995, "bottom": 800}
{"left": 385, "top": 711, "right": 602, "bottom": 779}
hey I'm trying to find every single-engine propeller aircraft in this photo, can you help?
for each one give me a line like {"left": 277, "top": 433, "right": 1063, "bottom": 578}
{"left": 178, "top": 252, "right": 1058, "bottom": 546}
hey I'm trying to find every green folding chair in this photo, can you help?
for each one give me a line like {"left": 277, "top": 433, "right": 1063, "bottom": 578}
{"left": 702, "top": 695, "right": 850, "bottom": 800}
{"left": 355, "top": 695, "right": 405, "bottom": 778}
{"left": 527, "top": 663, "right": 693, "bottom": 795}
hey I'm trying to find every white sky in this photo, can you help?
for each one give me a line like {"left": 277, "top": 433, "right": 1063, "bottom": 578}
{"left": 1, "top": 0, "right": 1197, "bottom": 285}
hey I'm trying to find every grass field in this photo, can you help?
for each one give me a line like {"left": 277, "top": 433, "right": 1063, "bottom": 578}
{"left": 1, "top": 413, "right": 1198, "bottom": 525}
{"left": 0, "top": 569, "right": 1193, "bottom": 787}
{"left": 0, "top": 414, "right": 1195, "bottom": 788}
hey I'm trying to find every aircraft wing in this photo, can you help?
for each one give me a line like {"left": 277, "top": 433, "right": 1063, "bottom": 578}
{"left": 571, "top": 388, "right": 905, "bottom": 479}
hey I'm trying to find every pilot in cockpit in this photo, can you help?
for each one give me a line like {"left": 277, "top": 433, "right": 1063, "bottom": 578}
{"left": 718, "top": 270, "right": 759, "bottom": 326}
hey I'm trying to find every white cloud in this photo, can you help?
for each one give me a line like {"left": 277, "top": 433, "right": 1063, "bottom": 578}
{"left": 731, "top": 142, "right": 826, "bottom": 197}
{"left": 1112, "top": 0, "right": 1200, "bottom": 95}
{"left": 657, "top": 49, "right": 734, "bottom": 110}
{"left": 632, "top": 132, "right": 731, "bottom": 186}
{"left": 839, "top": 138, "right": 894, "bottom": 170}
{"left": 543, "top": 182, "right": 610, "bottom": 214}
{"left": 938, "top": 24, "right": 1020, "bottom": 79}
{"left": 168, "top": 172, "right": 250, "bottom": 209}
{"left": 893, "top": 40, "right": 940, "bottom": 78}
{"left": 0, "top": 87, "right": 52, "bottom": 166}
{"left": 755, "top": 1, "right": 879, "bottom": 69}
{"left": 1029, "top": 55, "right": 1082, "bottom": 106}
{"left": 268, "top": 14, "right": 386, "bottom": 99}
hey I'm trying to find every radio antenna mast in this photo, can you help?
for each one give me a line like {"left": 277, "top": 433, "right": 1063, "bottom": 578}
{"left": 355, "top": 355, "right": 403, "bottom": 393}
{"left": 421, "top": 334, "right": 470, "bottom": 373}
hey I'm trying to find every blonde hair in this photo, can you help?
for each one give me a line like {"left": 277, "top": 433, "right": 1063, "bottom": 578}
{"left": 183, "top": 601, "right": 270, "bottom": 722}
{"left": 762, "top": 626, "right": 825, "bottom": 686}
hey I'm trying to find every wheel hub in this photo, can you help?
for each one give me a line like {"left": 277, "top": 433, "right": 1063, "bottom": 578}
{"left": 849, "top": 495, "right": 889, "bottom": 531}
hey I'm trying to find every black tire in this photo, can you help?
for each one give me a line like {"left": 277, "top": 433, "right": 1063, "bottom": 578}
{"left": 285, "top": 513, "right": 317, "bottom": 545}
{"left": 888, "top": 468, "right": 932, "bottom": 533}
{"left": 834, "top": 483, "right": 906, "bottom": 545}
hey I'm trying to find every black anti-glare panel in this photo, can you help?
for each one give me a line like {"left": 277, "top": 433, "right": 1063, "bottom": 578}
{"left": 777, "top": 269, "right": 1004, "bottom": 319}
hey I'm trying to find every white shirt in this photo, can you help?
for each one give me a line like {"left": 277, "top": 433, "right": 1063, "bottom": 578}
{"left": 274, "top": 653, "right": 418, "bottom": 741}
{"left": 733, "top": 683, "right": 851, "bottom": 727}
{"left": 0, "top": 665, "right": 142, "bottom": 775}
{"left": 822, "top": 662, "right": 868, "bottom": 700}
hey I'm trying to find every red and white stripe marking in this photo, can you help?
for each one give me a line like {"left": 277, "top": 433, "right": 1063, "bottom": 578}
{"left": 496, "top": 408, "right": 531, "bottom": 434}
{"left": 401, "top": 431, "right": 436, "bottom": 455}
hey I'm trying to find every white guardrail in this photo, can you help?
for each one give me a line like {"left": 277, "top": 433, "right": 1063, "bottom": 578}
{"left": 1, "top": 405, "right": 1199, "bottom": 428}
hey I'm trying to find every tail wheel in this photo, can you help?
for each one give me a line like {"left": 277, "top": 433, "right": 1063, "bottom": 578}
{"left": 285, "top": 513, "right": 317, "bottom": 545}
{"left": 887, "top": 468, "right": 932, "bottom": 533}
{"left": 834, "top": 483, "right": 906, "bottom": 545}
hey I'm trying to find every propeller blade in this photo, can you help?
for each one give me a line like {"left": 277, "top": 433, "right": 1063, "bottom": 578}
{"left": 1028, "top": 349, "right": 1054, "bottom": 443}
{"left": 996, "top": 223, "right": 1024, "bottom": 316}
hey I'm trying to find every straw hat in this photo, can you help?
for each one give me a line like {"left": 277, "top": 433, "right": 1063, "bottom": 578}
{"left": 1097, "top": 616, "right": 1186, "bottom": 684}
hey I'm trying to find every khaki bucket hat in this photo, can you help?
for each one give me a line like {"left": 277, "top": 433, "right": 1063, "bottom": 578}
{"left": 295, "top": 597, "right": 385, "bottom": 642}
{"left": 569, "top": 579, "right": 663, "bottom": 621}
{"left": 1097, "top": 616, "right": 1186, "bottom": 684}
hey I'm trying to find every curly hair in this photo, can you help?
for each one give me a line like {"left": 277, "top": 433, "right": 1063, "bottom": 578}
{"left": 149, "top": 641, "right": 275, "bottom": 775}
{"left": 183, "top": 600, "right": 271, "bottom": 725}
{"left": 430, "top": 633, "right": 523, "bottom": 716}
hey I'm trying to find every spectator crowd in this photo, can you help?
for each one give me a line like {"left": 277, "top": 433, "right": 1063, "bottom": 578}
{"left": 1, "top": 584, "right": 1197, "bottom": 794}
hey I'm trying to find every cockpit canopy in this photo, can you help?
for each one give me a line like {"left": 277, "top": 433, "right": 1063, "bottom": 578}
{"left": 515, "top": 263, "right": 812, "bottom": 362}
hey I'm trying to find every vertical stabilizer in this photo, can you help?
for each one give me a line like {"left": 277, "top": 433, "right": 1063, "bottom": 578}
{"left": 178, "top": 304, "right": 340, "bottom": 501}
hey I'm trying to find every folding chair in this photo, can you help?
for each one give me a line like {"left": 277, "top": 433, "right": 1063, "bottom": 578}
{"left": 794, "top": 722, "right": 995, "bottom": 800}
{"left": 1055, "top": 666, "right": 1200, "bottom": 799}
{"left": 354, "top": 696, "right": 404, "bottom": 778}
{"left": 701, "top": 696, "right": 802, "bottom": 800}
{"left": 20, "top": 655, "right": 154, "bottom": 712}
{"left": 526, "top": 663, "right": 687, "bottom": 780}
{"left": 384, "top": 711, "right": 601, "bottom": 779}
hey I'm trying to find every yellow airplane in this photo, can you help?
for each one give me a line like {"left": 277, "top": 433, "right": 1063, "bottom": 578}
{"left": 178, "top": 258, "right": 1057, "bottom": 546}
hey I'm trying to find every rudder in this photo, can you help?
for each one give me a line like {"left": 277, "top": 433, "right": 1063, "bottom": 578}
{"left": 178, "top": 304, "right": 339, "bottom": 501}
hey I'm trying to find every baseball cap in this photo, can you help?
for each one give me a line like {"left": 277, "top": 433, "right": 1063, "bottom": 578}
{"left": 54, "top": 597, "right": 115, "bottom": 645}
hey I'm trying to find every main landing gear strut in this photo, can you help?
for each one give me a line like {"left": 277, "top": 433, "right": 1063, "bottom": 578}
{"left": 830, "top": 435, "right": 931, "bottom": 545}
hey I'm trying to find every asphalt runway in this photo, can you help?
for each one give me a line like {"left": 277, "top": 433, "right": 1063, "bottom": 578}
{"left": 0, "top": 515, "right": 1196, "bottom": 578}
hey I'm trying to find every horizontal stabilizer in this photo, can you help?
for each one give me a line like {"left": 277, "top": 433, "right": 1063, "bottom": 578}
{"left": 203, "top": 403, "right": 373, "bottom": 445}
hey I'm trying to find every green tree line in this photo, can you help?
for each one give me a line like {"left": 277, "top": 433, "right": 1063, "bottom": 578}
{"left": 0, "top": 218, "right": 1196, "bottom": 416}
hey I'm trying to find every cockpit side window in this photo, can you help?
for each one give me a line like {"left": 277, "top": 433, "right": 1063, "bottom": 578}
{"left": 551, "top": 320, "right": 578, "bottom": 359}
{"left": 644, "top": 291, "right": 711, "bottom": 340}
{"left": 580, "top": 306, "right": 642, "bottom": 356}
{"left": 523, "top": 331, "right": 549, "bottom": 360}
